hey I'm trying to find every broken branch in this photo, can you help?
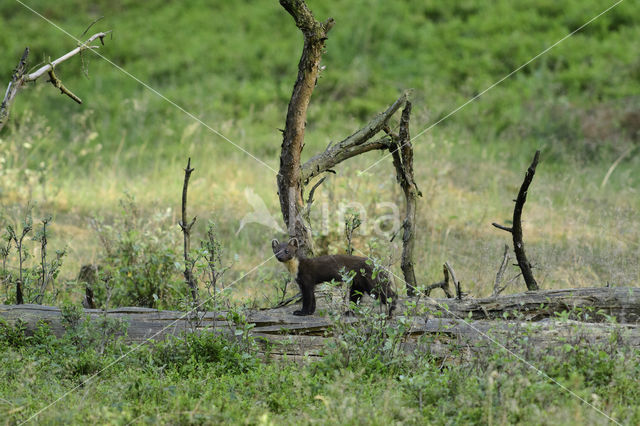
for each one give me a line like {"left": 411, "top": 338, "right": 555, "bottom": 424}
{"left": 0, "top": 31, "right": 109, "bottom": 132}
{"left": 47, "top": 68, "right": 82, "bottom": 104}
{"left": 301, "top": 92, "right": 409, "bottom": 183}
{"left": 493, "top": 151, "right": 541, "bottom": 291}
{"left": 444, "top": 262, "right": 464, "bottom": 300}
{"left": 180, "top": 158, "right": 199, "bottom": 305}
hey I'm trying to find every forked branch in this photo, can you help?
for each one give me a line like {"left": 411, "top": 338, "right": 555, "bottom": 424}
{"left": 301, "top": 92, "right": 409, "bottom": 183}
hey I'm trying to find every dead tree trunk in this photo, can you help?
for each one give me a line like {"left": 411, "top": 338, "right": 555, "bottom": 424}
{"left": 387, "top": 102, "right": 422, "bottom": 296}
{"left": 278, "top": 0, "right": 413, "bottom": 261}
{"left": 493, "top": 150, "right": 540, "bottom": 291}
{"left": 277, "top": 0, "right": 334, "bottom": 254}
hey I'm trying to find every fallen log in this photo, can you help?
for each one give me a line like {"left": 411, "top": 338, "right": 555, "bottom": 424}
{"left": 1, "top": 287, "right": 638, "bottom": 360}
{"left": 412, "top": 287, "right": 640, "bottom": 323}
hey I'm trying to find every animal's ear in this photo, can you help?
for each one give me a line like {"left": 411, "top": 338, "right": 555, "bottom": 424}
{"left": 288, "top": 237, "right": 299, "bottom": 248}
{"left": 271, "top": 239, "right": 279, "bottom": 251}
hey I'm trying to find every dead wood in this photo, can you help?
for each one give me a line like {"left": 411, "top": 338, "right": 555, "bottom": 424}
{"left": 277, "top": 0, "right": 334, "bottom": 253}
{"left": 444, "top": 261, "right": 466, "bottom": 300}
{"left": 300, "top": 92, "right": 409, "bottom": 184}
{"left": 0, "top": 32, "right": 109, "bottom": 132}
{"left": 424, "top": 264, "right": 454, "bottom": 298}
{"left": 386, "top": 101, "right": 422, "bottom": 295}
{"left": 2, "top": 288, "right": 638, "bottom": 360}
{"left": 413, "top": 287, "right": 640, "bottom": 323}
{"left": 179, "top": 158, "right": 198, "bottom": 304}
{"left": 493, "top": 150, "right": 541, "bottom": 291}
{"left": 277, "top": 0, "right": 410, "bottom": 254}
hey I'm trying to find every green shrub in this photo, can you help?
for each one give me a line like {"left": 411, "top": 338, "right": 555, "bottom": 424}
{"left": 90, "top": 195, "right": 187, "bottom": 309}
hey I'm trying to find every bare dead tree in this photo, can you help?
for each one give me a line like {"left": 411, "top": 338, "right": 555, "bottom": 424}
{"left": 179, "top": 158, "right": 199, "bottom": 305}
{"left": 278, "top": 0, "right": 410, "bottom": 255}
{"left": 386, "top": 102, "right": 422, "bottom": 296}
{"left": 0, "top": 31, "right": 110, "bottom": 132}
{"left": 492, "top": 150, "right": 541, "bottom": 291}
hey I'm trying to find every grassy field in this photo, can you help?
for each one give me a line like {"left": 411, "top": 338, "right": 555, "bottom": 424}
{"left": 0, "top": 0, "right": 637, "bottom": 302}
{"left": 0, "top": 0, "right": 639, "bottom": 422}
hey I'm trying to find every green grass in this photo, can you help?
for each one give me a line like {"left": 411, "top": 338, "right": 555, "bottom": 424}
{"left": 1, "top": 313, "right": 639, "bottom": 424}
{"left": 0, "top": 0, "right": 638, "bottom": 301}
{"left": 0, "top": 5, "right": 639, "bottom": 422}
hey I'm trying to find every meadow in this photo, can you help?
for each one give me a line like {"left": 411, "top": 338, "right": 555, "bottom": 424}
{"left": 0, "top": 0, "right": 639, "bottom": 423}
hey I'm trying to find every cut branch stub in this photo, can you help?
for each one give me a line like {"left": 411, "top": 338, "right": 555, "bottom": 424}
{"left": 492, "top": 150, "right": 541, "bottom": 291}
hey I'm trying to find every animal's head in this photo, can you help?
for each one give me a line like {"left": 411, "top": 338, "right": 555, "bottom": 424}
{"left": 271, "top": 238, "right": 299, "bottom": 262}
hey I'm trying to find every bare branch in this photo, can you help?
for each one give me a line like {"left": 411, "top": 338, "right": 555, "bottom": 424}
{"left": 47, "top": 69, "right": 82, "bottom": 104}
{"left": 511, "top": 151, "right": 540, "bottom": 291}
{"left": 0, "top": 48, "right": 30, "bottom": 130}
{"left": 301, "top": 92, "right": 409, "bottom": 183}
{"left": 26, "top": 32, "right": 109, "bottom": 81}
{"left": 0, "top": 32, "right": 109, "bottom": 132}
{"left": 444, "top": 261, "right": 465, "bottom": 300}
{"left": 389, "top": 101, "right": 421, "bottom": 296}
{"left": 180, "top": 158, "right": 198, "bottom": 305}
{"left": 277, "top": 0, "right": 334, "bottom": 253}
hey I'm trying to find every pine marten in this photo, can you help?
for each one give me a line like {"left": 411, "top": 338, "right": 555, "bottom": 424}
{"left": 272, "top": 238, "right": 396, "bottom": 316}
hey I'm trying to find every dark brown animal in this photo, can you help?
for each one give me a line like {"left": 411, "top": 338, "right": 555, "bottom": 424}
{"left": 272, "top": 238, "right": 396, "bottom": 316}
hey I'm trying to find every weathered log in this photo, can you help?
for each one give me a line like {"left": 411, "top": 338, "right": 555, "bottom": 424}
{"left": 1, "top": 287, "right": 638, "bottom": 361}
{"left": 413, "top": 287, "right": 640, "bottom": 323}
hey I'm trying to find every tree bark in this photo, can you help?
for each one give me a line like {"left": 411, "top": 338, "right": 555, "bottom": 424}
{"left": 277, "top": 1, "right": 411, "bottom": 255}
{"left": 277, "top": 0, "right": 334, "bottom": 254}
{"left": 388, "top": 101, "right": 421, "bottom": 296}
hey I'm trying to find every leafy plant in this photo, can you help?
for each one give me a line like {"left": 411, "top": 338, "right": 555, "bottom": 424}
{"left": 90, "top": 195, "right": 186, "bottom": 309}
